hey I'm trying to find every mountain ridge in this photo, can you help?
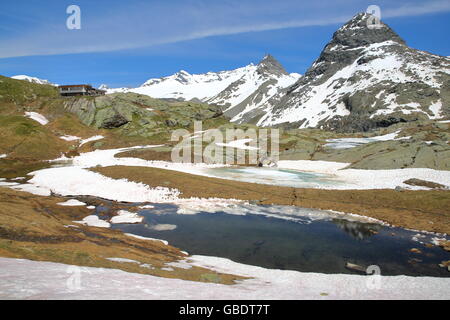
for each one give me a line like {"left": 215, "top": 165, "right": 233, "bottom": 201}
{"left": 253, "top": 12, "right": 450, "bottom": 131}
{"left": 106, "top": 55, "right": 301, "bottom": 115}
{"left": 11, "top": 75, "right": 56, "bottom": 86}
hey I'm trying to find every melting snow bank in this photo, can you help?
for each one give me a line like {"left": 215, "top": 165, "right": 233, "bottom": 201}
{"left": 74, "top": 215, "right": 111, "bottom": 228}
{"left": 79, "top": 135, "right": 104, "bottom": 146}
{"left": 216, "top": 138, "right": 259, "bottom": 150}
{"left": 0, "top": 257, "right": 449, "bottom": 300}
{"left": 13, "top": 167, "right": 181, "bottom": 202}
{"left": 0, "top": 154, "right": 7, "bottom": 159}
{"left": 57, "top": 199, "right": 86, "bottom": 206}
{"left": 277, "top": 160, "right": 450, "bottom": 190}
{"left": 110, "top": 210, "right": 143, "bottom": 224}
{"left": 10, "top": 146, "right": 242, "bottom": 212}
{"left": 60, "top": 135, "right": 81, "bottom": 141}
{"left": 7, "top": 146, "right": 450, "bottom": 213}
{"left": 24, "top": 112, "right": 49, "bottom": 125}
{"left": 124, "top": 233, "right": 169, "bottom": 245}
{"left": 324, "top": 130, "right": 410, "bottom": 149}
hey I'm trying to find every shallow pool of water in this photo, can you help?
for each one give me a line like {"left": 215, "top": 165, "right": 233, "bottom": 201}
{"left": 110, "top": 203, "right": 450, "bottom": 277}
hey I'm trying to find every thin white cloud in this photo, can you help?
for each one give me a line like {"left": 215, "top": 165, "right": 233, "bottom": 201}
{"left": 383, "top": 0, "right": 450, "bottom": 18}
{"left": 0, "top": 0, "right": 448, "bottom": 59}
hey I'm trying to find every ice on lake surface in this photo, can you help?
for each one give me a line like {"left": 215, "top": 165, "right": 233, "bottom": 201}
{"left": 202, "top": 166, "right": 342, "bottom": 188}
{"left": 324, "top": 137, "right": 378, "bottom": 149}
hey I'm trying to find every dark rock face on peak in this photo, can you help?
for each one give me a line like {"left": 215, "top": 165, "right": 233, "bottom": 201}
{"left": 205, "top": 54, "right": 300, "bottom": 120}
{"left": 295, "top": 13, "right": 406, "bottom": 88}
{"left": 257, "top": 54, "right": 289, "bottom": 77}
{"left": 331, "top": 13, "right": 405, "bottom": 48}
{"left": 254, "top": 13, "right": 450, "bottom": 132}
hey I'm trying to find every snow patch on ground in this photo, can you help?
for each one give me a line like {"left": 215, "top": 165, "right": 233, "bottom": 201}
{"left": 9, "top": 146, "right": 243, "bottom": 213}
{"left": 0, "top": 257, "right": 448, "bottom": 299}
{"left": 0, "top": 181, "right": 19, "bottom": 187}
{"left": 74, "top": 215, "right": 111, "bottom": 228}
{"left": 277, "top": 160, "right": 450, "bottom": 190}
{"left": 110, "top": 210, "right": 143, "bottom": 224}
{"left": 79, "top": 135, "right": 104, "bottom": 146}
{"left": 24, "top": 112, "right": 49, "bottom": 125}
{"left": 60, "top": 135, "right": 81, "bottom": 141}
{"left": 161, "top": 267, "right": 174, "bottom": 271}
{"left": 165, "top": 260, "right": 193, "bottom": 269}
{"left": 429, "top": 100, "right": 443, "bottom": 119}
{"left": 0, "top": 154, "right": 7, "bottom": 159}
{"left": 278, "top": 160, "right": 349, "bottom": 174}
{"left": 124, "top": 233, "right": 169, "bottom": 245}
{"left": 18, "top": 166, "right": 180, "bottom": 203}
{"left": 216, "top": 138, "right": 259, "bottom": 150}
{"left": 57, "top": 199, "right": 86, "bottom": 206}
{"left": 106, "top": 257, "right": 141, "bottom": 264}
{"left": 139, "top": 204, "right": 155, "bottom": 209}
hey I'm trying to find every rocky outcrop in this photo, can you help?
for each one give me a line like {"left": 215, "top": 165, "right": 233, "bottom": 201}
{"left": 62, "top": 92, "right": 227, "bottom": 138}
{"left": 62, "top": 95, "right": 139, "bottom": 129}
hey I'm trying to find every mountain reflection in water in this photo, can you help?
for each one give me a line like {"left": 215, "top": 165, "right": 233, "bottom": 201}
{"left": 331, "top": 219, "right": 382, "bottom": 240}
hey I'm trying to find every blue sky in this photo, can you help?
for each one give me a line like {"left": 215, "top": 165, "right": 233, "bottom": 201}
{"left": 0, "top": 0, "right": 449, "bottom": 87}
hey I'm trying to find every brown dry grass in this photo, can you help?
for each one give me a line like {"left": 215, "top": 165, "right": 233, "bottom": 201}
{"left": 116, "top": 148, "right": 173, "bottom": 161}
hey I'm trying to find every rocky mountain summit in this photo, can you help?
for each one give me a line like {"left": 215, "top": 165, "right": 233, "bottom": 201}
{"left": 206, "top": 55, "right": 301, "bottom": 122}
{"left": 255, "top": 13, "right": 450, "bottom": 131}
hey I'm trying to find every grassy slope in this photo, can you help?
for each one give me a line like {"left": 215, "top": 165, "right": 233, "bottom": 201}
{"left": 0, "top": 75, "right": 58, "bottom": 104}
{"left": 0, "top": 115, "right": 69, "bottom": 160}
{"left": 0, "top": 76, "right": 96, "bottom": 160}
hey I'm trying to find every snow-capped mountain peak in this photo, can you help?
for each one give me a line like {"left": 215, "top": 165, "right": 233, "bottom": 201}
{"left": 254, "top": 13, "right": 450, "bottom": 131}
{"left": 105, "top": 13, "right": 448, "bottom": 131}
{"left": 106, "top": 56, "right": 301, "bottom": 109}
{"left": 207, "top": 55, "right": 302, "bottom": 122}
{"left": 11, "top": 75, "right": 56, "bottom": 86}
